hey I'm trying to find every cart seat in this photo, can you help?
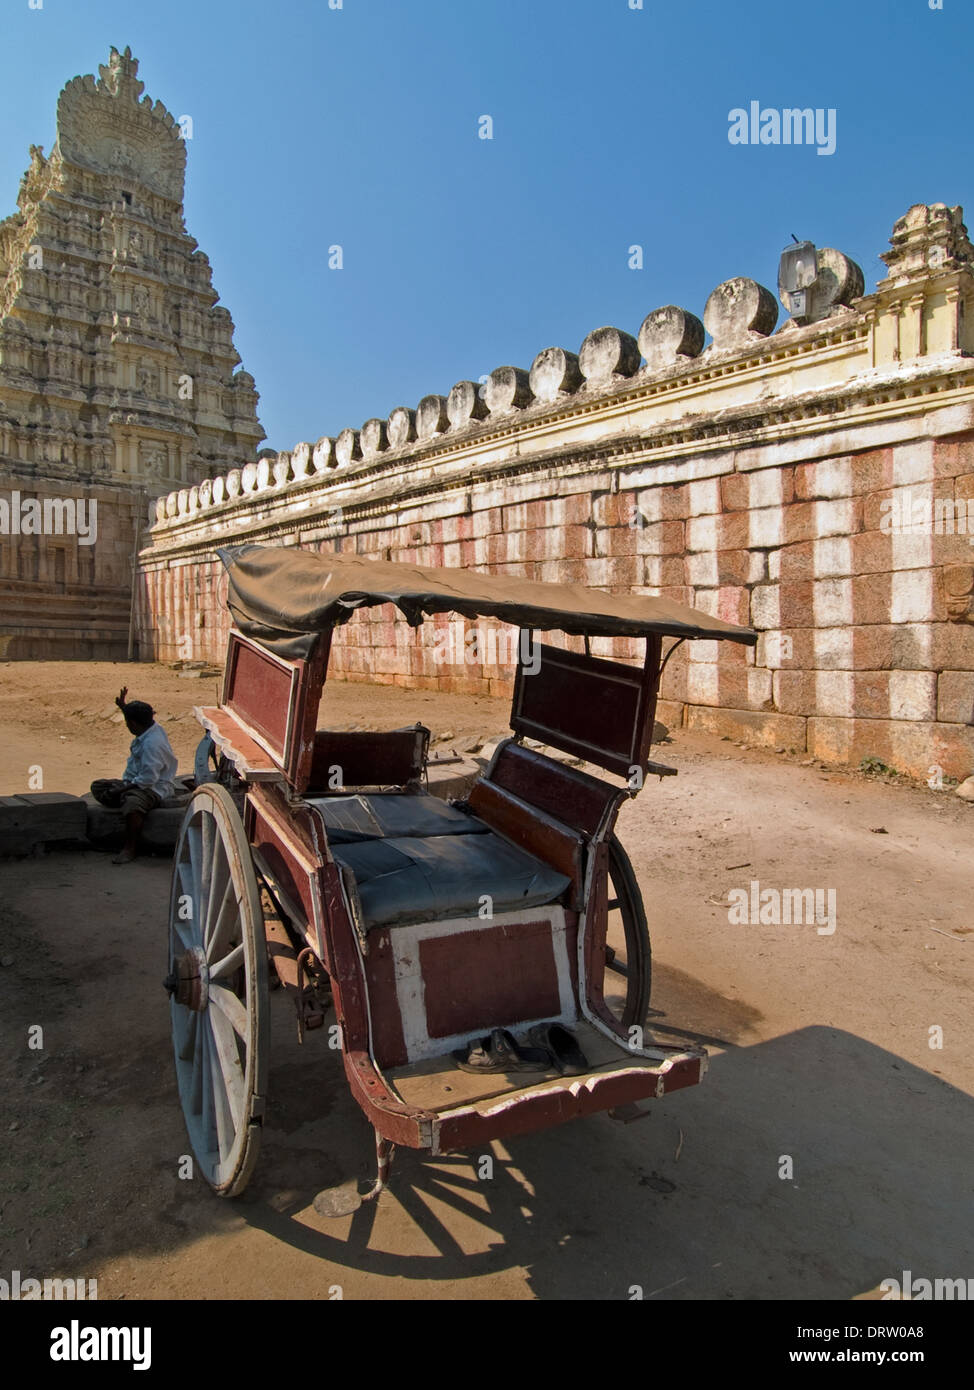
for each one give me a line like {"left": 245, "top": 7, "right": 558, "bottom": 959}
{"left": 330, "top": 830, "right": 571, "bottom": 931}
{"left": 307, "top": 793, "right": 489, "bottom": 845}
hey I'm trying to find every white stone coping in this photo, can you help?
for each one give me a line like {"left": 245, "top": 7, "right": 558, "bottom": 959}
{"left": 147, "top": 247, "right": 974, "bottom": 537}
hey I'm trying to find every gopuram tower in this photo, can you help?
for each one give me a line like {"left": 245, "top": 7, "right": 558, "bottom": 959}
{"left": 0, "top": 46, "right": 265, "bottom": 658}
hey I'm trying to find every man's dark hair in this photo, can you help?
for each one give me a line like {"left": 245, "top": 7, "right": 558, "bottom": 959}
{"left": 123, "top": 700, "right": 154, "bottom": 728}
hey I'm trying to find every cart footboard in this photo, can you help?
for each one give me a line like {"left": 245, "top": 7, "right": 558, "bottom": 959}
{"left": 350, "top": 1021, "right": 706, "bottom": 1153}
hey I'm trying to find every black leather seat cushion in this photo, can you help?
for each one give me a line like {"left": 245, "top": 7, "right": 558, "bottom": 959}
{"left": 331, "top": 830, "right": 571, "bottom": 930}
{"left": 308, "top": 792, "right": 489, "bottom": 844}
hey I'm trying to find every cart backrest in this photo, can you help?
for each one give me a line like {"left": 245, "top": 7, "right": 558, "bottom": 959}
{"left": 307, "top": 726, "right": 430, "bottom": 794}
{"left": 510, "top": 636, "right": 662, "bottom": 780}
{"left": 222, "top": 630, "right": 329, "bottom": 790}
{"left": 483, "top": 741, "right": 623, "bottom": 837}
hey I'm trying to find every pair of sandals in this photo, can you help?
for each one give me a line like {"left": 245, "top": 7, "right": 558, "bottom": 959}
{"left": 453, "top": 1023, "right": 587, "bottom": 1076}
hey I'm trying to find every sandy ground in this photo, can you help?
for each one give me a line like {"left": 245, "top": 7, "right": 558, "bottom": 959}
{"left": 1, "top": 660, "right": 972, "bottom": 1301}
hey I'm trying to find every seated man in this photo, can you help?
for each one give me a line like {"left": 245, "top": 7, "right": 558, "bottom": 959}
{"left": 91, "top": 687, "right": 178, "bottom": 864}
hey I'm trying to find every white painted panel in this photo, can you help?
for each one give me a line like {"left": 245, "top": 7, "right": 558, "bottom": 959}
{"left": 390, "top": 907, "right": 574, "bottom": 1064}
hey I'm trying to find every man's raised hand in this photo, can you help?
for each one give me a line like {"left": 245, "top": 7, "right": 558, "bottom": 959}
{"left": 115, "top": 686, "right": 129, "bottom": 710}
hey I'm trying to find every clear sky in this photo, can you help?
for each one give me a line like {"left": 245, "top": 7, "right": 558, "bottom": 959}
{"left": 1, "top": 0, "right": 970, "bottom": 453}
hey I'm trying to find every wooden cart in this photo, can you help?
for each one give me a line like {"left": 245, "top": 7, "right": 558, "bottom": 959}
{"left": 166, "top": 543, "right": 756, "bottom": 1212}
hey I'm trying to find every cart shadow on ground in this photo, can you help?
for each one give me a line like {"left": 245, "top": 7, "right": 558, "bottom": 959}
{"left": 2, "top": 851, "right": 972, "bottom": 1300}
{"left": 235, "top": 964, "right": 974, "bottom": 1299}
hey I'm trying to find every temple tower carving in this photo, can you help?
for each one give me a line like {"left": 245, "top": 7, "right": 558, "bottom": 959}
{"left": 0, "top": 46, "right": 264, "bottom": 657}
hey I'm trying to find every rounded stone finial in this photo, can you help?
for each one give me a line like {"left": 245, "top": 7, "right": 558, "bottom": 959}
{"left": 416, "top": 394, "right": 449, "bottom": 439}
{"left": 447, "top": 380, "right": 489, "bottom": 429}
{"left": 241, "top": 461, "right": 258, "bottom": 493}
{"left": 256, "top": 457, "right": 272, "bottom": 490}
{"left": 212, "top": 474, "right": 227, "bottom": 504}
{"left": 177, "top": 489, "right": 189, "bottom": 516}
{"left": 484, "top": 366, "right": 533, "bottom": 415}
{"left": 165, "top": 492, "right": 178, "bottom": 518}
{"left": 312, "top": 437, "right": 336, "bottom": 472}
{"left": 360, "top": 418, "right": 389, "bottom": 457}
{"left": 387, "top": 406, "right": 417, "bottom": 449}
{"left": 703, "top": 277, "right": 778, "bottom": 350}
{"left": 198, "top": 477, "right": 213, "bottom": 508}
{"left": 529, "top": 347, "right": 583, "bottom": 402}
{"left": 155, "top": 496, "right": 167, "bottom": 524}
{"left": 578, "top": 326, "right": 641, "bottom": 385}
{"left": 226, "top": 469, "right": 242, "bottom": 499}
{"left": 335, "top": 428, "right": 361, "bottom": 467}
{"left": 779, "top": 245, "right": 865, "bottom": 325}
{"left": 638, "top": 305, "right": 705, "bottom": 370}
{"left": 188, "top": 485, "right": 200, "bottom": 514}
{"left": 291, "top": 441, "right": 312, "bottom": 478}
{"left": 809, "top": 248, "right": 864, "bottom": 313}
{"left": 273, "top": 451, "right": 291, "bottom": 486}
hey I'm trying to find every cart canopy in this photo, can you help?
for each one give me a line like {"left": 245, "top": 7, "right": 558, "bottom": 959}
{"left": 217, "top": 543, "right": 757, "bottom": 661}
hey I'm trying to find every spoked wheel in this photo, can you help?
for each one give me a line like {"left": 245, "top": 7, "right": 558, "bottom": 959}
{"left": 601, "top": 836, "right": 652, "bottom": 1029}
{"left": 166, "top": 783, "right": 268, "bottom": 1197}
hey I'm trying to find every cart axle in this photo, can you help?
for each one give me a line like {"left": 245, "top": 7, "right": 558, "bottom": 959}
{"left": 164, "top": 946, "right": 208, "bottom": 1011}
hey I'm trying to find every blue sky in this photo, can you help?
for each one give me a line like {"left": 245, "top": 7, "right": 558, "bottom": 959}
{"left": 1, "top": 0, "right": 970, "bottom": 452}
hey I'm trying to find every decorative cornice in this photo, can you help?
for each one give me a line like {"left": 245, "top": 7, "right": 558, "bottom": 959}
{"left": 141, "top": 199, "right": 974, "bottom": 538}
{"left": 143, "top": 351, "right": 974, "bottom": 563}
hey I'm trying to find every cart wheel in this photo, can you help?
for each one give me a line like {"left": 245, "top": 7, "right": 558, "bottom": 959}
{"left": 602, "top": 835, "right": 652, "bottom": 1029}
{"left": 166, "top": 783, "right": 268, "bottom": 1197}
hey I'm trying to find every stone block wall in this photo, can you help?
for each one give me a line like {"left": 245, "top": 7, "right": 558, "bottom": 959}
{"left": 138, "top": 204, "right": 974, "bottom": 781}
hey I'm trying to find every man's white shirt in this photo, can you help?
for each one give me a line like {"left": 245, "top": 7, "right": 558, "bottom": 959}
{"left": 123, "top": 722, "right": 178, "bottom": 800}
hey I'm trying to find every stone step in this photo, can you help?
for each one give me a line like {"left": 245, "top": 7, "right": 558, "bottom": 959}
{"left": 426, "top": 757, "right": 481, "bottom": 800}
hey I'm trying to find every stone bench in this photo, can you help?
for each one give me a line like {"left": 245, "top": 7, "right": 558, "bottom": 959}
{"left": 81, "top": 790, "right": 192, "bottom": 852}
{"left": 0, "top": 793, "right": 89, "bottom": 856}
{"left": 0, "top": 787, "right": 195, "bottom": 857}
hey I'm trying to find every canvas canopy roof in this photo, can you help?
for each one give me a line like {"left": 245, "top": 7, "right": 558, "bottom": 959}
{"left": 218, "top": 543, "right": 758, "bottom": 660}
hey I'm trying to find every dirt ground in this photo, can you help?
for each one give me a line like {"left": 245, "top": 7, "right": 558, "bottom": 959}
{"left": 1, "top": 660, "right": 972, "bottom": 1301}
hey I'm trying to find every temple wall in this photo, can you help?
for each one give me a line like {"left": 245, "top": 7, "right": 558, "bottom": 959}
{"left": 0, "top": 479, "right": 143, "bottom": 659}
{"left": 137, "top": 204, "right": 974, "bottom": 781}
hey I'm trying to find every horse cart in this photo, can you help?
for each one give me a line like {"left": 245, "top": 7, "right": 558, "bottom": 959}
{"left": 166, "top": 543, "right": 756, "bottom": 1212}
